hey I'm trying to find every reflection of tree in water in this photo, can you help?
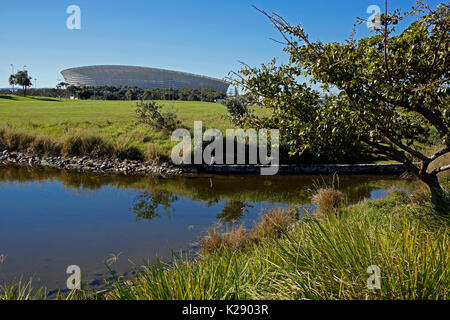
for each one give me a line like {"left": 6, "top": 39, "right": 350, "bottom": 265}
{"left": 132, "top": 191, "right": 178, "bottom": 221}
{"left": 217, "top": 200, "right": 254, "bottom": 227}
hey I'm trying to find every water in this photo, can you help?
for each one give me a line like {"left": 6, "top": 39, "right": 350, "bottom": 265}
{"left": 0, "top": 164, "right": 412, "bottom": 293}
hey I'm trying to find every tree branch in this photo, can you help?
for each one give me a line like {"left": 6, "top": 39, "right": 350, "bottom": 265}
{"left": 361, "top": 137, "right": 419, "bottom": 176}
{"left": 433, "top": 164, "right": 450, "bottom": 175}
{"left": 431, "top": 147, "right": 450, "bottom": 161}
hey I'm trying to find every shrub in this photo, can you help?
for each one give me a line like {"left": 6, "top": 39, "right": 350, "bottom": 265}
{"left": 199, "top": 206, "right": 299, "bottom": 254}
{"left": 311, "top": 188, "right": 342, "bottom": 216}
{"left": 125, "top": 89, "right": 137, "bottom": 101}
{"left": 199, "top": 225, "right": 248, "bottom": 254}
{"left": 113, "top": 137, "right": 143, "bottom": 160}
{"left": 0, "top": 126, "right": 60, "bottom": 155}
{"left": 103, "top": 92, "right": 120, "bottom": 100}
{"left": 222, "top": 96, "right": 249, "bottom": 120}
{"left": 250, "top": 206, "right": 298, "bottom": 240}
{"left": 61, "top": 131, "right": 111, "bottom": 157}
{"left": 135, "top": 100, "right": 180, "bottom": 131}
{"left": 144, "top": 143, "right": 161, "bottom": 163}
{"left": 77, "top": 89, "right": 92, "bottom": 100}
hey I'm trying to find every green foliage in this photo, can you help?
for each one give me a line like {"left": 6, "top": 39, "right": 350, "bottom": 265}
{"left": 143, "top": 88, "right": 178, "bottom": 100}
{"left": 222, "top": 95, "right": 249, "bottom": 123}
{"left": 135, "top": 100, "right": 180, "bottom": 131}
{"left": 229, "top": 2, "right": 450, "bottom": 211}
{"left": 9, "top": 70, "right": 32, "bottom": 96}
{"left": 103, "top": 92, "right": 120, "bottom": 100}
{"left": 77, "top": 89, "right": 92, "bottom": 100}
{"left": 141, "top": 87, "right": 226, "bottom": 102}
{"left": 125, "top": 89, "right": 138, "bottom": 101}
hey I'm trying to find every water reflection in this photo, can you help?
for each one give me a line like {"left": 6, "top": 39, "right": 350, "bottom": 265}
{"left": 0, "top": 164, "right": 418, "bottom": 207}
{"left": 131, "top": 191, "right": 178, "bottom": 221}
{"left": 217, "top": 201, "right": 254, "bottom": 226}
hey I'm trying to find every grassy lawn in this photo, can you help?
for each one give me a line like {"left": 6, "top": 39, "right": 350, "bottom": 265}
{"left": 0, "top": 95, "right": 233, "bottom": 130}
{"left": 0, "top": 95, "right": 239, "bottom": 161}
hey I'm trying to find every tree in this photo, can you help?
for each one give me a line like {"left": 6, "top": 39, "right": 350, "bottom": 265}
{"left": 125, "top": 89, "right": 137, "bottom": 101}
{"left": 77, "top": 89, "right": 92, "bottom": 100}
{"left": 9, "top": 70, "right": 32, "bottom": 96}
{"left": 135, "top": 100, "right": 180, "bottom": 131}
{"left": 230, "top": 1, "right": 449, "bottom": 214}
{"left": 56, "top": 82, "right": 68, "bottom": 90}
{"left": 222, "top": 95, "right": 249, "bottom": 123}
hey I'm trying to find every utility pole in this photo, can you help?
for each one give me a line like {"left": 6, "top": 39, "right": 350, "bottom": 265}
{"left": 10, "top": 64, "right": 14, "bottom": 91}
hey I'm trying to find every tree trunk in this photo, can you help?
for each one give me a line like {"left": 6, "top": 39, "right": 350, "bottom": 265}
{"left": 423, "top": 173, "right": 449, "bottom": 215}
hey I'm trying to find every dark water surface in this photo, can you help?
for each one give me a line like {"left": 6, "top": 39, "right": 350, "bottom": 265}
{"left": 0, "top": 164, "right": 413, "bottom": 292}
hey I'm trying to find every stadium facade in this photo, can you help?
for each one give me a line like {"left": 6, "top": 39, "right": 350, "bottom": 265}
{"left": 60, "top": 65, "right": 229, "bottom": 93}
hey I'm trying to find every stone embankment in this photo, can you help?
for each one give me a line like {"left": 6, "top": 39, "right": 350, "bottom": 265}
{"left": 0, "top": 149, "right": 187, "bottom": 175}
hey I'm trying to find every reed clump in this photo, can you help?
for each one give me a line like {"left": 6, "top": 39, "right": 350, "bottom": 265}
{"left": 0, "top": 125, "right": 163, "bottom": 162}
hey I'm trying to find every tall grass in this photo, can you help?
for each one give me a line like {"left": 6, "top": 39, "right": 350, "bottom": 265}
{"left": 0, "top": 125, "right": 160, "bottom": 162}
{"left": 309, "top": 174, "right": 343, "bottom": 216}
{"left": 0, "top": 278, "right": 48, "bottom": 300}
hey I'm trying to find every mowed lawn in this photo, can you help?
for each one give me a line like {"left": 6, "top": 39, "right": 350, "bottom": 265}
{"left": 0, "top": 95, "right": 240, "bottom": 160}
{"left": 0, "top": 95, "right": 233, "bottom": 129}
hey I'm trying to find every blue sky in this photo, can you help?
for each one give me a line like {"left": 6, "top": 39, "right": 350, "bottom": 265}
{"left": 0, "top": 0, "right": 443, "bottom": 88}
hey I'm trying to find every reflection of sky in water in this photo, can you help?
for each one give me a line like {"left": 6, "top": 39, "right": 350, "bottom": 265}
{"left": 0, "top": 180, "right": 287, "bottom": 291}
{"left": 0, "top": 169, "right": 407, "bottom": 292}
{"left": 369, "top": 189, "right": 390, "bottom": 201}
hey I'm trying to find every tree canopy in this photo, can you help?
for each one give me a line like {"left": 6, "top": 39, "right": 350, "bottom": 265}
{"left": 9, "top": 70, "right": 32, "bottom": 96}
{"left": 229, "top": 1, "right": 449, "bottom": 213}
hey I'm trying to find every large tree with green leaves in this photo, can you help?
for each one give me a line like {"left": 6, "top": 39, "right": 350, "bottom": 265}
{"left": 230, "top": 1, "right": 449, "bottom": 213}
{"left": 9, "top": 70, "right": 32, "bottom": 96}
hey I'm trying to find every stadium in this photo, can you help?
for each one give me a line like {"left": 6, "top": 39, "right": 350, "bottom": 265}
{"left": 61, "top": 65, "right": 229, "bottom": 92}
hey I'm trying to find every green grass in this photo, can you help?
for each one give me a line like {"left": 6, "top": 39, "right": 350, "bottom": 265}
{"left": 0, "top": 95, "right": 240, "bottom": 161}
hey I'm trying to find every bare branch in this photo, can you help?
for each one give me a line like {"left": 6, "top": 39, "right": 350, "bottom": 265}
{"left": 253, "top": 6, "right": 322, "bottom": 58}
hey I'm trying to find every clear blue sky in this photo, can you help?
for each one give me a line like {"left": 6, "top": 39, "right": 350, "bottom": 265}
{"left": 0, "top": 0, "right": 443, "bottom": 88}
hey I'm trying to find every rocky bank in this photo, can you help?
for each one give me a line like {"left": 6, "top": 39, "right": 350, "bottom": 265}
{"left": 0, "top": 149, "right": 189, "bottom": 176}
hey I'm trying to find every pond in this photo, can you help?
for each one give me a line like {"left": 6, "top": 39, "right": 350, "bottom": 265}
{"left": 0, "top": 164, "right": 413, "bottom": 294}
